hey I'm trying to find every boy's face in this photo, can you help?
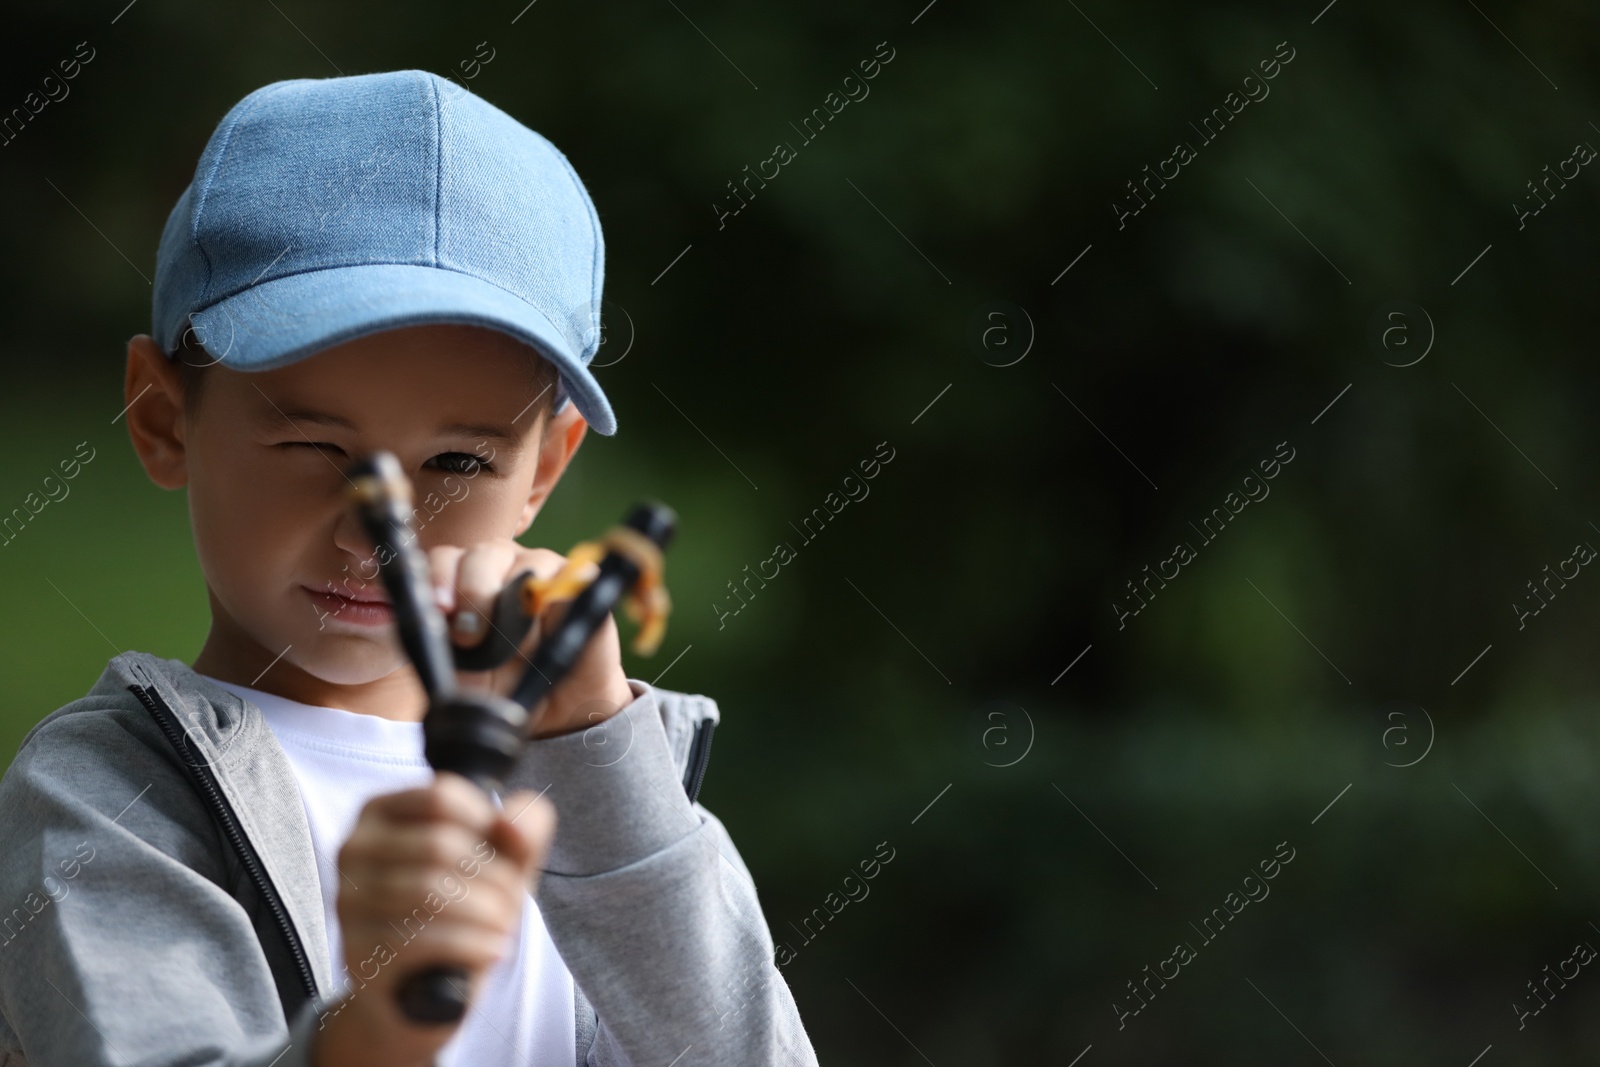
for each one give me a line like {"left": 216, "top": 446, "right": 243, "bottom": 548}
{"left": 125, "top": 324, "right": 586, "bottom": 695}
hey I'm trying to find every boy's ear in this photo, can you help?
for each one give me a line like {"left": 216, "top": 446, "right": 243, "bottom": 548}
{"left": 514, "top": 402, "right": 587, "bottom": 537}
{"left": 124, "top": 334, "right": 190, "bottom": 490}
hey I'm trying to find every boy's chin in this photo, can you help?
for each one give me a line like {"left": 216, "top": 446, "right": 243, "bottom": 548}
{"left": 294, "top": 633, "right": 411, "bottom": 687}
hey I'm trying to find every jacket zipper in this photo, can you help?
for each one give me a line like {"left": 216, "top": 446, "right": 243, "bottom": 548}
{"left": 128, "top": 682, "right": 320, "bottom": 1007}
{"left": 682, "top": 718, "right": 716, "bottom": 804}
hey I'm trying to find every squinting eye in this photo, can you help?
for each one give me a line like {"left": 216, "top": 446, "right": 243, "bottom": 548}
{"left": 427, "top": 452, "right": 490, "bottom": 476}
{"left": 285, "top": 441, "right": 347, "bottom": 457}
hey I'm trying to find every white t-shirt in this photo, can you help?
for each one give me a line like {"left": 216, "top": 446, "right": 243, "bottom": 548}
{"left": 203, "top": 677, "right": 576, "bottom": 1067}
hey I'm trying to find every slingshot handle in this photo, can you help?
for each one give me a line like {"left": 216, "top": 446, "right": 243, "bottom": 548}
{"left": 395, "top": 968, "right": 471, "bottom": 1024}
{"left": 394, "top": 693, "right": 526, "bottom": 1025}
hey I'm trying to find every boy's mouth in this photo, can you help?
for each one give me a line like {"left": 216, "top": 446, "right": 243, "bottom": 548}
{"left": 304, "top": 586, "right": 394, "bottom": 628}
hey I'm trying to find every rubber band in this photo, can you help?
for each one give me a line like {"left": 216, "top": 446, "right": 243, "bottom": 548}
{"left": 517, "top": 526, "right": 672, "bottom": 656}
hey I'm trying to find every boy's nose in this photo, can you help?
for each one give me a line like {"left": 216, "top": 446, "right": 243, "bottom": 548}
{"left": 331, "top": 501, "right": 382, "bottom": 563}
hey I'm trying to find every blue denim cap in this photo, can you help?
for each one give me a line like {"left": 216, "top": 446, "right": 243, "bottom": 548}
{"left": 152, "top": 69, "right": 616, "bottom": 435}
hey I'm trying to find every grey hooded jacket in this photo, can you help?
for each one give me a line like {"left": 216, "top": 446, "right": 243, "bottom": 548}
{"left": 0, "top": 652, "right": 817, "bottom": 1066}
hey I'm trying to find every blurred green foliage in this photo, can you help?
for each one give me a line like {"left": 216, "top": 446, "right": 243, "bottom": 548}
{"left": 3, "top": 0, "right": 1600, "bottom": 1061}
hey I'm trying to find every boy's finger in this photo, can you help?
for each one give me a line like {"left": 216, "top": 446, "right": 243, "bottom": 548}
{"left": 365, "top": 774, "right": 499, "bottom": 834}
{"left": 355, "top": 920, "right": 514, "bottom": 979}
{"left": 451, "top": 541, "right": 519, "bottom": 645}
{"left": 519, "top": 547, "right": 568, "bottom": 574}
{"left": 341, "top": 821, "right": 484, "bottom": 871}
{"left": 344, "top": 866, "right": 521, "bottom": 927}
{"left": 426, "top": 544, "right": 467, "bottom": 613}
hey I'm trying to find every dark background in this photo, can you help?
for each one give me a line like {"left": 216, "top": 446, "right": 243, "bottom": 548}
{"left": 3, "top": 0, "right": 1599, "bottom": 1062}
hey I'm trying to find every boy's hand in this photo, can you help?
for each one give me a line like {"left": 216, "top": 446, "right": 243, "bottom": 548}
{"left": 428, "top": 540, "right": 637, "bottom": 738}
{"left": 313, "top": 775, "right": 556, "bottom": 1067}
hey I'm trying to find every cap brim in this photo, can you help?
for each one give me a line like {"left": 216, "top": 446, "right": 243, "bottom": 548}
{"left": 186, "top": 263, "right": 617, "bottom": 436}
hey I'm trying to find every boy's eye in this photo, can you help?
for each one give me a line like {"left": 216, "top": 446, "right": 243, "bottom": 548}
{"left": 426, "top": 452, "right": 491, "bottom": 476}
{"left": 284, "top": 441, "right": 347, "bottom": 457}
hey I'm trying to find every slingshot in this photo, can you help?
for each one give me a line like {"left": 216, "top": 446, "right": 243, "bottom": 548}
{"left": 344, "top": 451, "right": 675, "bottom": 1025}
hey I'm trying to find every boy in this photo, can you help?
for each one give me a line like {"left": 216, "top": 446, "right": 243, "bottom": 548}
{"left": 0, "top": 70, "right": 817, "bottom": 1067}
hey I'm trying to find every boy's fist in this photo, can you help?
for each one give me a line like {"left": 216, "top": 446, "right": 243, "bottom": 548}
{"left": 313, "top": 775, "right": 556, "bottom": 1067}
{"left": 427, "top": 539, "right": 637, "bottom": 738}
